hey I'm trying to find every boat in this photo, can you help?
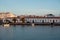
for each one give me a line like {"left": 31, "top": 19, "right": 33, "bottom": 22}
{"left": 32, "top": 23, "right": 35, "bottom": 26}
{"left": 3, "top": 23, "right": 10, "bottom": 27}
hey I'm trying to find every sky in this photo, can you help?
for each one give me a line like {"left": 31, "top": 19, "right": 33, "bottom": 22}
{"left": 0, "top": 0, "right": 60, "bottom": 16}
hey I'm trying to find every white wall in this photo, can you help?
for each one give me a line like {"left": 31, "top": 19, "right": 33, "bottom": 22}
{"left": 25, "top": 18, "right": 60, "bottom": 23}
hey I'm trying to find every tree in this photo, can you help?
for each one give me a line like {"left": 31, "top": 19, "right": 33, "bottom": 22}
{"left": 12, "top": 18, "right": 17, "bottom": 23}
{"left": 20, "top": 17, "right": 25, "bottom": 23}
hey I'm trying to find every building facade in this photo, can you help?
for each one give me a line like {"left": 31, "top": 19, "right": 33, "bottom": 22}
{"left": 25, "top": 17, "right": 60, "bottom": 23}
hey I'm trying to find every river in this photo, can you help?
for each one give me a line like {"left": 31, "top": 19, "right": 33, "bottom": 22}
{"left": 0, "top": 25, "right": 60, "bottom": 40}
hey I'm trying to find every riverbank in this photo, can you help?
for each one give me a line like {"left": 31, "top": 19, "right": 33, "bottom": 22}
{"left": 7, "top": 22, "right": 60, "bottom": 26}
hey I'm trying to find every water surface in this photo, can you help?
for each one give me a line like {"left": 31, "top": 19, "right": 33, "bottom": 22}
{"left": 0, "top": 25, "right": 60, "bottom": 40}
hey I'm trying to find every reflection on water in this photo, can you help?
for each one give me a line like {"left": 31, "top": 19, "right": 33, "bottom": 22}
{"left": 0, "top": 25, "right": 60, "bottom": 40}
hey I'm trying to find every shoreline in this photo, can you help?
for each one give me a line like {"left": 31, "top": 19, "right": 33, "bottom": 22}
{"left": 3, "top": 23, "right": 60, "bottom": 26}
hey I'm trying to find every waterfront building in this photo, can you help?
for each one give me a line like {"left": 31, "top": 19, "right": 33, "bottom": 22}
{"left": 25, "top": 17, "right": 60, "bottom": 23}
{"left": 25, "top": 14, "right": 60, "bottom": 23}
{"left": 0, "top": 12, "right": 60, "bottom": 25}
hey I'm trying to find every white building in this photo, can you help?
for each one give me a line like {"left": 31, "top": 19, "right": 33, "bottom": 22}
{"left": 25, "top": 17, "right": 60, "bottom": 23}
{"left": 25, "top": 14, "right": 60, "bottom": 23}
